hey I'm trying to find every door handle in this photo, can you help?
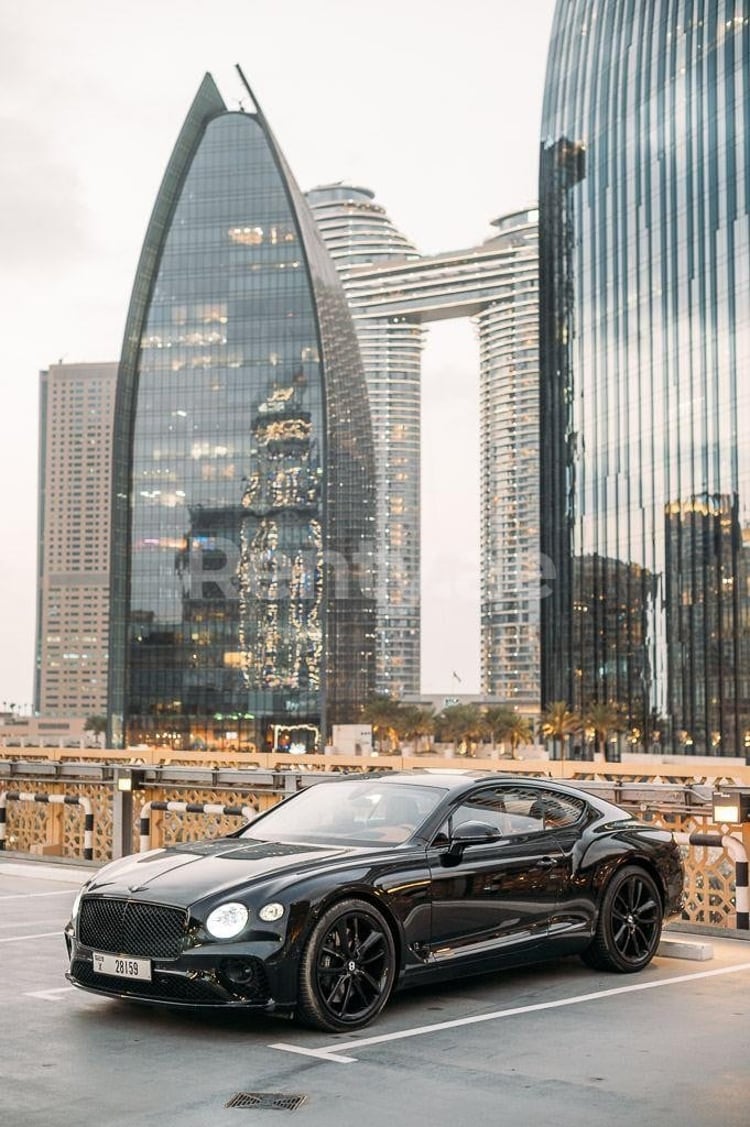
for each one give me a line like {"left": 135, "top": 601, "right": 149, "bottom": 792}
{"left": 535, "top": 856, "right": 557, "bottom": 868}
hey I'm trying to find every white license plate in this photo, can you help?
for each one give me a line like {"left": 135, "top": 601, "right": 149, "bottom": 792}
{"left": 92, "top": 952, "right": 152, "bottom": 981}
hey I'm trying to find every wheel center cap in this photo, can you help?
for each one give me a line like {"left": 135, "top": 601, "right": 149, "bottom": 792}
{"left": 627, "top": 914, "right": 635, "bottom": 927}
{"left": 347, "top": 960, "right": 357, "bottom": 973}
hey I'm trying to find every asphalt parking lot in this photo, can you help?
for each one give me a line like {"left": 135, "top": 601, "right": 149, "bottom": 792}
{"left": 2, "top": 859, "right": 749, "bottom": 1127}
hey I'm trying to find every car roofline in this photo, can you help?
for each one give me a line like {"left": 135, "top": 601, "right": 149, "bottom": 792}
{"left": 296, "top": 770, "right": 624, "bottom": 815}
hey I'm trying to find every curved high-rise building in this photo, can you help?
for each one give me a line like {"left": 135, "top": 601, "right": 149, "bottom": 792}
{"left": 306, "top": 184, "right": 424, "bottom": 696}
{"left": 540, "top": 1, "right": 750, "bottom": 755}
{"left": 308, "top": 186, "right": 541, "bottom": 703}
{"left": 108, "top": 74, "right": 376, "bottom": 751}
{"left": 477, "top": 210, "right": 539, "bottom": 702}
{"left": 306, "top": 184, "right": 418, "bottom": 267}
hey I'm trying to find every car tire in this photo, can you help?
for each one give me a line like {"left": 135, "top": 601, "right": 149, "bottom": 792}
{"left": 582, "top": 865, "right": 663, "bottom": 973}
{"left": 297, "top": 898, "right": 396, "bottom": 1032}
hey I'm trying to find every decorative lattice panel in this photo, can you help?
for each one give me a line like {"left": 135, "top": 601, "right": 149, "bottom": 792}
{"left": 1, "top": 778, "right": 113, "bottom": 862}
{"left": 649, "top": 810, "right": 740, "bottom": 927}
{"left": 135, "top": 787, "right": 281, "bottom": 850}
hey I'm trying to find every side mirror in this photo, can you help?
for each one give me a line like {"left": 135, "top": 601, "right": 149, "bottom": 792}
{"left": 446, "top": 820, "right": 502, "bottom": 859}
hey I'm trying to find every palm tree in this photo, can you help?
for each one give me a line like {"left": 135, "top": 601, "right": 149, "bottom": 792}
{"left": 540, "top": 701, "right": 579, "bottom": 762}
{"left": 436, "top": 704, "right": 485, "bottom": 756}
{"left": 361, "top": 696, "right": 404, "bottom": 754}
{"left": 501, "top": 713, "right": 535, "bottom": 759}
{"left": 399, "top": 706, "right": 435, "bottom": 755}
{"left": 480, "top": 708, "right": 535, "bottom": 758}
{"left": 583, "top": 701, "right": 626, "bottom": 761}
{"left": 481, "top": 706, "right": 518, "bottom": 755}
{"left": 84, "top": 714, "right": 108, "bottom": 747}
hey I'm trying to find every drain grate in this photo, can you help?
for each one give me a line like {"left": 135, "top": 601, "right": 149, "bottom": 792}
{"left": 225, "top": 1092, "right": 307, "bottom": 1111}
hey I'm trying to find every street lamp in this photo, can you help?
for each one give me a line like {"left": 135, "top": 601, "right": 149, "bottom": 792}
{"left": 116, "top": 768, "right": 146, "bottom": 792}
{"left": 712, "top": 789, "right": 750, "bottom": 825}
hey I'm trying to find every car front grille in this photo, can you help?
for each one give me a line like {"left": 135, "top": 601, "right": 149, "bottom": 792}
{"left": 79, "top": 898, "right": 186, "bottom": 958}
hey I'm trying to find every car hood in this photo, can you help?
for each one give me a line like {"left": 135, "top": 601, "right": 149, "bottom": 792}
{"left": 84, "top": 837, "right": 373, "bottom": 906}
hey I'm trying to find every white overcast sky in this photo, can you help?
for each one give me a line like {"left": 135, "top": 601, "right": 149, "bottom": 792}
{"left": 0, "top": 0, "right": 557, "bottom": 710}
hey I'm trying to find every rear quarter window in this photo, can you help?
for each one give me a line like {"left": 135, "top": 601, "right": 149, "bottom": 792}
{"left": 537, "top": 790, "right": 586, "bottom": 829}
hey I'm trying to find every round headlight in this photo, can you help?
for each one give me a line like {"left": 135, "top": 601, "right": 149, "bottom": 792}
{"left": 205, "top": 902, "right": 249, "bottom": 939}
{"left": 258, "top": 902, "right": 285, "bottom": 923}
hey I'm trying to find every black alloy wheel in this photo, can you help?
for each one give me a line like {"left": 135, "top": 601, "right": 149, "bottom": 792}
{"left": 582, "top": 865, "right": 664, "bottom": 973}
{"left": 297, "top": 898, "right": 396, "bottom": 1032}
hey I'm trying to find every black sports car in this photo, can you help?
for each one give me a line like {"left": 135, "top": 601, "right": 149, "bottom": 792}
{"left": 65, "top": 772, "right": 685, "bottom": 1031}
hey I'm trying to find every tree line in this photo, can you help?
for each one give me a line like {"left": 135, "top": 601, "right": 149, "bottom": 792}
{"left": 360, "top": 697, "right": 640, "bottom": 761}
{"left": 84, "top": 699, "right": 651, "bottom": 759}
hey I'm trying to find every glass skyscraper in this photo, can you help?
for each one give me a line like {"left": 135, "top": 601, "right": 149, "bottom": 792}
{"left": 108, "top": 73, "right": 376, "bottom": 752}
{"left": 540, "top": 0, "right": 750, "bottom": 755}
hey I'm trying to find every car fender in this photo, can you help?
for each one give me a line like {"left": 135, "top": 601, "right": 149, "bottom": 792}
{"left": 577, "top": 834, "right": 670, "bottom": 907}
{"left": 284, "top": 869, "right": 427, "bottom": 977}
{"left": 307, "top": 880, "right": 408, "bottom": 958}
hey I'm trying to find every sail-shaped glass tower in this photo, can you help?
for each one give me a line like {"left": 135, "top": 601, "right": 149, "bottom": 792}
{"left": 108, "top": 73, "right": 376, "bottom": 752}
{"left": 540, "top": 1, "right": 750, "bottom": 756}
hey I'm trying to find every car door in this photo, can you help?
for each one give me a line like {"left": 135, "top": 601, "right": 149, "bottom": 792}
{"left": 426, "top": 783, "right": 566, "bottom": 966}
{"left": 530, "top": 786, "right": 591, "bottom": 948}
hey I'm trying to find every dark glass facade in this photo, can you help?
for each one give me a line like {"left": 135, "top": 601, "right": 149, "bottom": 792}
{"left": 540, "top": 1, "right": 750, "bottom": 756}
{"left": 109, "top": 74, "right": 375, "bottom": 751}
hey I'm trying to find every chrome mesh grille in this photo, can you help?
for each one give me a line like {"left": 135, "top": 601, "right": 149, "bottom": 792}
{"left": 79, "top": 898, "right": 186, "bottom": 958}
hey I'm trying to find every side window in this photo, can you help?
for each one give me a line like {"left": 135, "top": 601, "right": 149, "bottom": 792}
{"left": 434, "top": 789, "right": 510, "bottom": 842}
{"left": 535, "top": 789, "right": 585, "bottom": 830}
{"left": 498, "top": 787, "right": 585, "bottom": 835}
{"left": 496, "top": 787, "right": 547, "bottom": 836}
{"left": 433, "top": 787, "right": 585, "bottom": 845}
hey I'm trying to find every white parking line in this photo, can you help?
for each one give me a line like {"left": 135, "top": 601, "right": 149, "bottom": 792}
{"left": 269, "top": 960, "right": 750, "bottom": 1064}
{"left": 25, "top": 987, "right": 76, "bottom": 1001}
{"left": 0, "top": 920, "right": 67, "bottom": 929}
{"left": 0, "top": 890, "right": 74, "bottom": 901}
{"left": 273, "top": 1043, "right": 359, "bottom": 1063}
{"left": 0, "top": 931, "right": 61, "bottom": 944}
{"left": 0, "top": 863, "right": 94, "bottom": 883}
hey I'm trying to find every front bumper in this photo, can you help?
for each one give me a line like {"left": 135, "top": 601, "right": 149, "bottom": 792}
{"left": 64, "top": 924, "right": 297, "bottom": 1016}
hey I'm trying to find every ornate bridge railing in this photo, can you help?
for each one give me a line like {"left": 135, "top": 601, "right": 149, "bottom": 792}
{"left": 1, "top": 753, "right": 748, "bottom": 931}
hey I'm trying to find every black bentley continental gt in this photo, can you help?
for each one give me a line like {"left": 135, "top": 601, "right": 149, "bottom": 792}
{"left": 65, "top": 772, "right": 685, "bottom": 1031}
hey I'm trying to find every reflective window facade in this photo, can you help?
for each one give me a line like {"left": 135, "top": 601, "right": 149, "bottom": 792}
{"left": 109, "top": 75, "right": 376, "bottom": 751}
{"left": 540, "top": 1, "right": 750, "bottom": 755}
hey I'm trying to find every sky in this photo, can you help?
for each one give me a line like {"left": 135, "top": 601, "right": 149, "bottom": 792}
{"left": 0, "top": 0, "right": 557, "bottom": 710}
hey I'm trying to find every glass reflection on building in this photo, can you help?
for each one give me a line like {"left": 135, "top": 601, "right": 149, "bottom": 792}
{"left": 238, "top": 381, "right": 323, "bottom": 702}
{"left": 540, "top": 0, "right": 750, "bottom": 755}
{"left": 108, "top": 73, "right": 376, "bottom": 751}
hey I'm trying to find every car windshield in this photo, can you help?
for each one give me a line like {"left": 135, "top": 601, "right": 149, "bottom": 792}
{"left": 239, "top": 779, "right": 447, "bottom": 846}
